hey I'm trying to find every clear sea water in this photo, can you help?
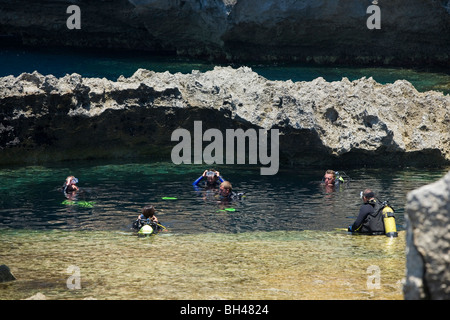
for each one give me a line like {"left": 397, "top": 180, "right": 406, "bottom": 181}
{"left": 1, "top": 47, "right": 449, "bottom": 300}
{"left": 1, "top": 160, "right": 449, "bottom": 300}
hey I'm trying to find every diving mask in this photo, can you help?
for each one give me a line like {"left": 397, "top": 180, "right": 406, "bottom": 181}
{"left": 206, "top": 171, "right": 216, "bottom": 177}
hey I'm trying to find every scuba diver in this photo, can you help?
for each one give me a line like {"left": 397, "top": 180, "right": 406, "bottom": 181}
{"left": 322, "top": 170, "right": 348, "bottom": 187}
{"left": 62, "top": 175, "right": 79, "bottom": 201}
{"left": 63, "top": 176, "right": 79, "bottom": 193}
{"left": 192, "top": 169, "right": 225, "bottom": 189}
{"left": 348, "top": 189, "right": 398, "bottom": 237}
{"left": 132, "top": 205, "right": 165, "bottom": 234}
{"left": 348, "top": 189, "right": 384, "bottom": 235}
{"left": 217, "top": 181, "right": 245, "bottom": 202}
{"left": 193, "top": 169, "right": 227, "bottom": 201}
{"left": 321, "top": 170, "right": 349, "bottom": 192}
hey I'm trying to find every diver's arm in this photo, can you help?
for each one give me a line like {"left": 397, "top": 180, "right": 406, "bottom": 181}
{"left": 192, "top": 175, "right": 204, "bottom": 186}
{"left": 214, "top": 170, "right": 225, "bottom": 183}
{"left": 349, "top": 205, "right": 371, "bottom": 232}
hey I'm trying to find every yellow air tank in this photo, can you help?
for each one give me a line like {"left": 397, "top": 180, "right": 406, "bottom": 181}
{"left": 382, "top": 205, "right": 398, "bottom": 237}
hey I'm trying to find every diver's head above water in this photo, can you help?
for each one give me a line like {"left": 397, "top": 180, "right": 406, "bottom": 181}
{"left": 360, "top": 189, "right": 375, "bottom": 204}
{"left": 142, "top": 205, "right": 157, "bottom": 220}
{"left": 219, "top": 181, "right": 232, "bottom": 198}
{"left": 64, "top": 175, "right": 79, "bottom": 193}
{"left": 323, "top": 170, "right": 336, "bottom": 186}
{"left": 204, "top": 169, "right": 220, "bottom": 185}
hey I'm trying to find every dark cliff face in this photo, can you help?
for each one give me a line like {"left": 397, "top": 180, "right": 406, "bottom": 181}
{"left": 1, "top": 0, "right": 450, "bottom": 66}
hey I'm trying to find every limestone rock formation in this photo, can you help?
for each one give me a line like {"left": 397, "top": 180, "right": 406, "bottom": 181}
{"left": 1, "top": 67, "right": 449, "bottom": 167}
{"left": 404, "top": 171, "right": 450, "bottom": 299}
{"left": 0, "top": 0, "right": 449, "bottom": 66}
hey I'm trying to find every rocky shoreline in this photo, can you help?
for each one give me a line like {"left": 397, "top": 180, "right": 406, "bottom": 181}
{"left": 1, "top": 66, "right": 449, "bottom": 167}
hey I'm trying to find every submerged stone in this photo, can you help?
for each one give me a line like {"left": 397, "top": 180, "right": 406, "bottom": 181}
{"left": 0, "top": 264, "right": 16, "bottom": 283}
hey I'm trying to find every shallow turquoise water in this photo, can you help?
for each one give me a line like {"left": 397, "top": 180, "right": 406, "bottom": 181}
{"left": 0, "top": 140, "right": 448, "bottom": 301}
{"left": 1, "top": 161, "right": 448, "bottom": 234}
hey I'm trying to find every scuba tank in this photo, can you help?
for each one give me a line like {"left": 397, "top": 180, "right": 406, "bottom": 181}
{"left": 134, "top": 217, "right": 154, "bottom": 236}
{"left": 335, "top": 171, "right": 345, "bottom": 183}
{"left": 335, "top": 171, "right": 351, "bottom": 184}
{"left": 381, "top": 201, "right": 398, "bottom": 237}
{"left": 138, "top": 224, "right": 153, "bottom": 235}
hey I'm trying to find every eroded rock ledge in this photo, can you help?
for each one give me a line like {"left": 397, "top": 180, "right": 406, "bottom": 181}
{"left": 0, "top": 67, "right": 449, "bottom": 167}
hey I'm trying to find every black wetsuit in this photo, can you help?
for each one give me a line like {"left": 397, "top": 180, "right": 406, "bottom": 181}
{"left": 219, "top": 191, "right": 245, "bottom": 202}
{"left": 64, "top": 184, "right": 77, "bottom": 193}
{"left": 350, "top": 200, "right": 385, "bottom": 235}
{"left": 132, "top": 215, "right": 164, "bottom": 233}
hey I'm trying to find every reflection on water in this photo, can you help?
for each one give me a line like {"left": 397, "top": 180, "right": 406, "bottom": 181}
{"left": 0, "top": 161, "right": 448, "bottom": 299}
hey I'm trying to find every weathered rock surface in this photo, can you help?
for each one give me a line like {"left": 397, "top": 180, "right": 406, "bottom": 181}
{"left": 0, "top": 264, "right": 16, "bottom": 283}
{"left": 24, "top": 292, "right": 47, "bottom": 300}
{"left": 1, "top": 0, "right": 450, "bottom": 66}
{"left": 0, "top": 67, "right": 449, "bottom": 167}
{"left": 404, "top": 171, "right": 450, "bottom": 299}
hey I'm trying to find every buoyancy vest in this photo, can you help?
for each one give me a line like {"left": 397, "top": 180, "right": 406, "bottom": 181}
{"left": 359, "top": 201, "right": 385, "bottom": 235}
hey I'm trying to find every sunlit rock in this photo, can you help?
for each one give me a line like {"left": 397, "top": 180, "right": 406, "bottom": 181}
{"left": 1, "top": 67, "right": 449, "bottom": 167}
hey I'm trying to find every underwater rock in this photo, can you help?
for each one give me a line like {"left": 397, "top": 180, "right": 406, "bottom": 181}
{"left": 404, "top": 171, "right": 450, "bottom": 299}
{"left": 24, "top": 292, "right": 47, "bottom": 300}
{"left": 0, "top": 264, "right": 16, "bottom": 283}
{"left": 0, "top": 67, "right": 449, "bottom": 167}
{"left": 0, "top": 0, "right": 449, "bottom": 66}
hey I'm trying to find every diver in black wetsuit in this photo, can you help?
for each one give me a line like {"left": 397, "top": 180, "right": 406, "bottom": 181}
{"left": 348, "top": 189, "right": 385, "bottom": 235}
